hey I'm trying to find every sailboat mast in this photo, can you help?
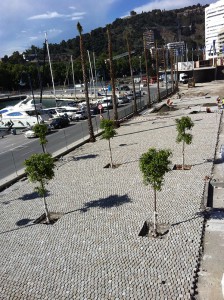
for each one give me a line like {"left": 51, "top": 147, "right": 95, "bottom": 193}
{"left": 93, "top": 52, "right": 97, "bottom": 99}
{"left": 71, "top": 55, "right": 76, "bottom": 98}
{"left": 45, "top": 32, "right": 56, "bottom": 100}
{"left": 87, "top": 50, "right": 95, "bottom": 99}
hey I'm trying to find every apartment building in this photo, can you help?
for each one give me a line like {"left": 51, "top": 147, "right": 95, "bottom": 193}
{"left": 205, "top": 0, "right": 224, "bottom": 59}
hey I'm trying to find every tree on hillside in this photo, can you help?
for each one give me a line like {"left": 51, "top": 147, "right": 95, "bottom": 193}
{"left": 100, "top": 119, "right": 117, "bottom": 168}
{"left": 77, "top": 22, "right": 96, "bottom": 143}
{"left": 106, "top": 25, "right": 119, "bottom": 126}
{"left": 175, "top": 116, "right": 194, "bottom": 169}
{"left": 24, "top": 153, "right": 55, "bottom": 224}
{"left": 139, "top": 148, "right": 172, "bottom": 237}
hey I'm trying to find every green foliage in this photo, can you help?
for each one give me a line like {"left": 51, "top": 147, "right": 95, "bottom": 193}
{"left": 175, "top": 116, "right": 194, "bottom": 145}
{"left": 0, "top": 4, "right": 206, "bottom": 91}
{"left": 24, "top": 153, "right": 55, "bottom": 195}
{"left": 139, "top": 148, "right": 172, "bottom": 191}
{"left": 100, "top": 119, "right": 117, "bottom": 140}
{"left": 32, "top": 123, "right": 48, "bottom": 146}
{"left": 77, "top": 22, "right": 83, "bottom": 35}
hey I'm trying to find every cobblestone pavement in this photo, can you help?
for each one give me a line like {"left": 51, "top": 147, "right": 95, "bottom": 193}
{"left": 0, "top": 94, "right": 221, "bottom": 299}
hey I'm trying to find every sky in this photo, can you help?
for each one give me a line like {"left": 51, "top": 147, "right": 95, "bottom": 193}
{"left": 0, "top": 0, "right": 216, "bottom": 58}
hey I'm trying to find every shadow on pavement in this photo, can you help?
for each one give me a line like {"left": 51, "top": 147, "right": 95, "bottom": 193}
{"left": 18, "top": 191, "right": 50, "bottom": 201}
{"left": 79, "top": 194, "right": 131, "bottom": 213}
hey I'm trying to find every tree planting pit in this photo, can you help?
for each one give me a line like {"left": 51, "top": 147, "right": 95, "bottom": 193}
{"left": 33, "top": 212, "right": 64, "bottom": 225}
{"left": 139, "top": 221, "right": 170, "bottom": 239}
{"left": 104, "top": 163, "right": 121, "bottom": 169}
{"left": 173, "top": 164, "right": 192, "bottom": 170}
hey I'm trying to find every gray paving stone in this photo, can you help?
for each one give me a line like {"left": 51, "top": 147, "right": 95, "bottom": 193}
{"left": 0, "top": 98, "right": 221, "bottom": 299}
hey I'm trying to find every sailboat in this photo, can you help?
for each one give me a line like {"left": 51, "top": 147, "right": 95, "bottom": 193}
{"left": 45, "top": 33, "right": 78, "bottom": 105}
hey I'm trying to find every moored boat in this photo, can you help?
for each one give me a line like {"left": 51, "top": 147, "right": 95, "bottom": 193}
{"left": 0, "top": 96, "right": 51, "bottom": 129}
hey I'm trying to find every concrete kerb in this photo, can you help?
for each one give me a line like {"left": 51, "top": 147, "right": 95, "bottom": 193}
{"left": 0, "top": 132, "right": 102, "bottom": 193}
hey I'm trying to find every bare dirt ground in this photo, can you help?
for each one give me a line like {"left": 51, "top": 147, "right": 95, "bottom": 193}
{"left": 177, "top": 80, "right": 224, "bottom": 99}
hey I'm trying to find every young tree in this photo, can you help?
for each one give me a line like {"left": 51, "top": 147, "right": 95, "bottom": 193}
{"left": 32, "top": 123, "right": 48, "bottom": 153}
{"left": 77, "top": 22, "right": 96, "bottom": 143}
{"left": 24, "top": 153, "right": 55, "bottom": 224}
{"left": 175, "top": 116, "right": 194, "bottom": 170}
{"left": 139, "top": 148, "right": 172, "bottom": 237}
{"left": 100, "top": 119, "right": 117, "bottom": 168}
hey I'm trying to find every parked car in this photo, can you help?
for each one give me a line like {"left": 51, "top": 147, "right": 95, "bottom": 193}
{"left": 99, "top": 96, "right": 119, "bottom": 109}
{"left": 90, "top": 105, "right": 104, "bottom": 115}
{"left": 72, "top": 110, "right": 87, "bottom": 121}
{"left": 24, "top": 129, "right": 37, "bottom": 138}
{"left": 50, "top": 116, "right": 70, "bottom": 129}
{"left": 24, "top": 124, "right": 52, "bottom": 138}
{"left": 117, "top": 95, "right": 130, "bottom": 104}
{"left": 120, "top": 85, "right": 130, "bottom": 91}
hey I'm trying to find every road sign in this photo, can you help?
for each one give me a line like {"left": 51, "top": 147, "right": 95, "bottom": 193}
{"left": 98, "top": 104, "right": 103, "bottom": 110}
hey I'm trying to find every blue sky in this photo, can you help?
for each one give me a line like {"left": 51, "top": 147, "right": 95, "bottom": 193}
{"left": 0, "top": 0, "right": 215, "bottom": 58}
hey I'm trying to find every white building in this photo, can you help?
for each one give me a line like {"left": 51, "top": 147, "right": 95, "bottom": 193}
{"left": 205, "top": 0, "right": 224, "bottom": 60}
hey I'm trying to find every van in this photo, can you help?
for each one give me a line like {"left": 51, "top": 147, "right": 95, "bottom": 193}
{"left": 179, "top": 73, "right": 188, "bottom": 84}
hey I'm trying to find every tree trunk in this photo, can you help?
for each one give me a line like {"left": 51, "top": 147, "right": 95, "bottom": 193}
{"left": 163, "top": 47, "right": 168, "bottom": 97}
{"left": 170, "top": 50, "right": 174, "bottom": 93}
{"left": 126, "top": 36, "right": 137, "bottom": 115}
{"left": 144, "top": 38, "right": 151, "bottom": 108}
{"left": 176, "top": 54, "right": 179, "bottom": 92}
{"left": 182, "top": 140, "right": 185, "bottom": 170}
{"left": 108, "top": 138, "right": 113, "bottom": 168}
{"left": 153, "top": 187, "right": 157, "bottom": 237}
{"left": 78, "top": 27, "right": 95, "bottom": 143}
{"left": 41, "top": 180, "right": 50, "bottom": 224}
{"left": 156, "top": 41, "right": 160, "bottom": 102}
{"left": 107, "top": 27, "right": 119, "bottom": 126}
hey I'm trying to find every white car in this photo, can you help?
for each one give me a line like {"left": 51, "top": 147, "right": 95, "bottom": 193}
{"left": 24, "top": 129, "right": 37, "bottom": 138}
{"left": 24, "top": 125, "right": 52, "bottom": 138}
{"left": 71, "top": 110, "right": 87, "bottom": 121}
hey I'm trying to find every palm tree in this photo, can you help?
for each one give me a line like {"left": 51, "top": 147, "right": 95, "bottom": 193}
{"left": 163, "top": 46, "right": 168, "bottom": 97}
{"left": 107, "top": 25, "right": 119, "bottom": 126}
{"left": 170, "top": 50, "right": 175, "bottom": 93}
{"left": 77, "top": 22, "right": 95, "bottom": 143}
{"left": 125, "top": 31, "right": 138, "bottom": 116}
{"left": 155, "top": 41, "right": 161, "bottom": 102}
{"left": 143, "top": 37, "right": 151, "bottom": 108}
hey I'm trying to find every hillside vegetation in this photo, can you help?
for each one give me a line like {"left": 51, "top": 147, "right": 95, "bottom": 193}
{"left": 0, "top": 3, "right": 206, "bottom": 91}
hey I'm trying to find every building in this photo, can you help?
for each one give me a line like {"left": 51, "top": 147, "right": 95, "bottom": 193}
{"left": 167, "top": 42, "right": 185, "bottom": 59}
{"left": 205, "top": 0, "right": 224, "bottom": 60}
{"left": 143, "top": 30, "right": 155, "bottom": 49}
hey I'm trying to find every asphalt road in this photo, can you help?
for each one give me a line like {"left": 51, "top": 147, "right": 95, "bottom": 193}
{"left": 0, "top": 85, "right": 168, "bottom": 182}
